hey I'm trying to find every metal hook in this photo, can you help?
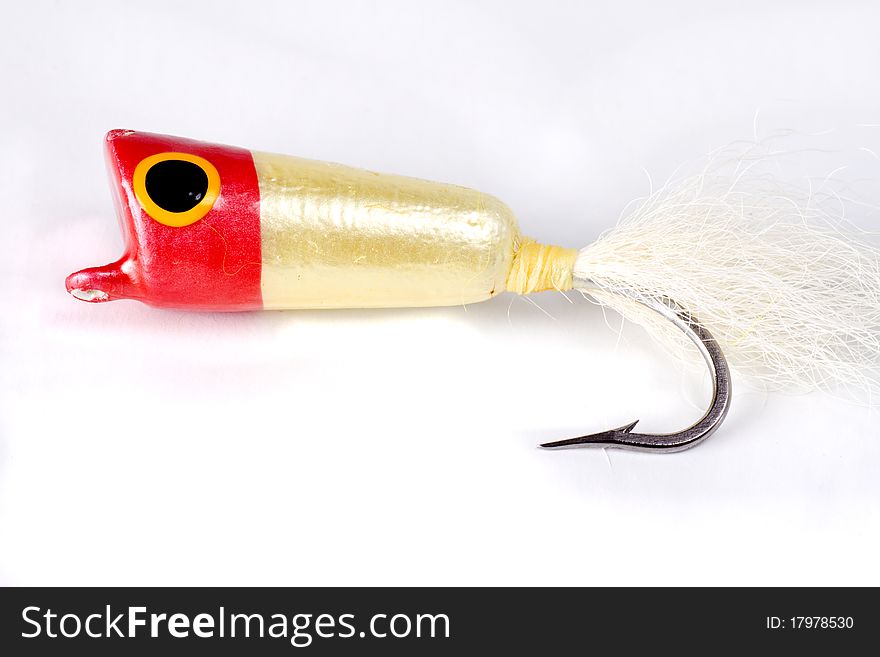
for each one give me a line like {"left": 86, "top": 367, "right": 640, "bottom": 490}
{"left": 540, "top": 280, "right": 732, "bottom": 452}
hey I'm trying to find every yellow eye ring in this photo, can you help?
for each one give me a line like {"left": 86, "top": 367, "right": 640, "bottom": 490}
{"left": 133, "top": 152, "right": 221, "bottom": 227}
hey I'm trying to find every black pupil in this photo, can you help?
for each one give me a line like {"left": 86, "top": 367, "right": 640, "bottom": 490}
{"left": 145, "top": 159, "right": 209, "bottom": 213}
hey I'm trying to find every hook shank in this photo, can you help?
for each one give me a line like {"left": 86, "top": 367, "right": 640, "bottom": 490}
{"left": 540, "top": 280, "right": 732, "bottom": 453}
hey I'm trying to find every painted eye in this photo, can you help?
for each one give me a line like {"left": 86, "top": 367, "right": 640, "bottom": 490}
{"left": 146, "top": 160, "right": 208, "bottom": 212}
{"left": 133, "top": 152, "right": 221, "bottom": 227}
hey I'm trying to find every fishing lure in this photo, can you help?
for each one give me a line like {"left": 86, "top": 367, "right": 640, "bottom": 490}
{"left": 67, "top": 130, "right": 880, "bottom": 451}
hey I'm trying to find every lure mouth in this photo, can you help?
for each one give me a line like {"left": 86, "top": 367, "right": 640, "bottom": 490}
{"left": 65, "top": 259, "right": 136, "bottom": 303}
{"left": 69, "top": 287, "right": 111, "bottom": 302}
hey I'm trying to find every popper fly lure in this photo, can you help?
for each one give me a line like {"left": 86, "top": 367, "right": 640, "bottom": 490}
{"left": 67, "top": 130, "right": 880, "bottom": 451}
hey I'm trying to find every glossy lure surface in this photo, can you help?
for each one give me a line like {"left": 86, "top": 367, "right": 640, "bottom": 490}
{"left": 67, "top": 130, "right": 556, "bottom": 310}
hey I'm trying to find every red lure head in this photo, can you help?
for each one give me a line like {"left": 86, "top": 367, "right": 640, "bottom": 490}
{"left": 65, "top": 130, "right": 263, "bottom": 310}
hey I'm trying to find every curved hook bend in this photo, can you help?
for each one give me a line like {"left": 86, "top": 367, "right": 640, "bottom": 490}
{"left": 540, "top": 280, "right": 732, "bottom": 452}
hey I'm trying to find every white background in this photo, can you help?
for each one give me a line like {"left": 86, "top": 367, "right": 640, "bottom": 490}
{"left": 1, "top": 0, "right": 878, "bottom": 586}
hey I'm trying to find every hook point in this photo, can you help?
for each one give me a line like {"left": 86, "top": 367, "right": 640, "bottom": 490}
{"left": 539, "top": 420, "right": 640, "bottom": 450}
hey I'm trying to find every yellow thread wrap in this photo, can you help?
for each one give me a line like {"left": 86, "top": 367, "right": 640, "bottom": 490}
{"left": 505, "top": 237, "right": 577, "bottom": 294}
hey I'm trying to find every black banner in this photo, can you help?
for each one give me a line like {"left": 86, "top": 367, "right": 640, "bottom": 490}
{"left": 0, "top": 587, "right": 872, "bottom": 654}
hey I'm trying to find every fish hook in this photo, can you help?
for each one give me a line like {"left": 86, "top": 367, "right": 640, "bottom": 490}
{"left": 540, "top": 279, "right": 732, "bottom": 452}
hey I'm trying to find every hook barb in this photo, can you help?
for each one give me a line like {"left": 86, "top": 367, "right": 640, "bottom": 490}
{"left": 541, "top": 282, "right": 732, "bottom": 453}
